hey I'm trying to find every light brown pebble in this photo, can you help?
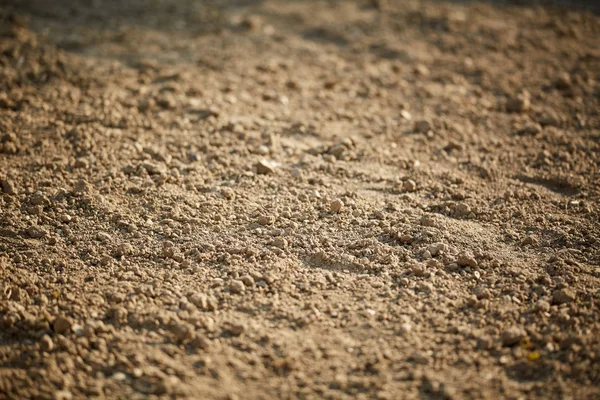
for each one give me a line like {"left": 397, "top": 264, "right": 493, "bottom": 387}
{"left": 552, "top": 288, "right": 576, "bottom": 305}
{"left": 170, "top": 322, "right": 194, "bottom": 343}
{"left": 534, "top": 299, "right": 551, "bottom": 312}
{"left": 273, "top": 237, "right": 287, "bottom": 249}
{"left": 506, "top": 94, "right": 530, "bottom": 113}
{"left": 240, "top": 274, "right": 255, "bottom": 288}
{"left": 501, "top": 326, "right": 526, "bottom": 346}
{"left": 26, "top": 226, "right": 46, "bottom": 239}
{"left": 403, "top": 180, "right": 417, "bottom": 192}
{"left": 258, "top": 215, "right": 275, "bottom": 225}
{"left": 0, "top": 178, "right": 16, "bottom": 195}
{"left": 191, "top": 334, "right": 211, "bottom": 350}
{"left": 330, "top": 199, "right": 344, "bottom": 213}
{"left": 256, "top": 159, "right": 275, "bottom": 175}
{"left": 454, "top": 203, "right": 471, "bottom": 217}
{"left": 398, "top": 234, "right": 413, "bottom": 244}
{"left": 96, "top": 232, "right": 112, "bottom": 242}
{"left": 229, "top": 280, "right": 245, "bottom": 294}
{"left": 457, "top": 253, "right": 477, "bottom": 268}
{"left": 40, "top": 334, "right": 54, "bottom": 352}
{"left": 219, "top": 187, "right": 234, "bottom": 199}
{"left": 229, "top": 323, "right": 246, "bottom": 336}
{"left": 53, "top": 390, "right": 73, "bottom": 400}
{"left": 413, "top": 120, "right": 432, "bottom": 134}
{"left": 115, "top": 243, "right": 134, "bottom": 257}
{"left": 53, "top": 316, "right": 72, "bottom": 335}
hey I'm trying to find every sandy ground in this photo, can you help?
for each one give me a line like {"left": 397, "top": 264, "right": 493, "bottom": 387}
{"left": 1, "top": 0, "right": 599, "bottom": 399}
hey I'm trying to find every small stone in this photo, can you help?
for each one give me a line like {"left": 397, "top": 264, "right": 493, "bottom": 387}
{"left": 473, "top": 286, "right": 490, "bottom": 300}
{"left": 229, "top": 323, "right": 246, "bottom": 336}
{"left": 53, "top": 390, "right": 73, "bottom": 400}
{"left": 53, "top": 316, "right": 72, "bottom": 335}
{"left": 256, "top": 159, "right": 275, "bottom": 175}
{"left": 111, "top": 372, "right": 127, "bottom": 381}
{"left": 0, "top": 178, "right": 16, "bottom": 195}
{"left": 521, "top": 122, "right": 542, "bottom": 136}
{"left": 534, "top": 299, "right": 551, "bottom": 312}
{"left": 170, "top": 322, "right": 194, "bottom": 343}
{"left": 26, "top": 226, "right": 46, "bottom": 239}
{"left": 258, "top": 215, "right": 275, "bottom": 225}
{"left": 501, "top": 326, "right": 526, "bottom": 346}
{"left": 506, "top": 94, "right": 530, "bottom": 113}
{"left": 398, "top": 234, "right": 413, "bottom": 244}
{"left": 219, "top": 187, "right": 234, "bottom": 200}
{"left": 413, "top": 120, "right": 432, "bottom": 134}
{"left": 400, "top": 110, "right": 412, "bottom": 121}
{"left": 427, "top": 243, "right": 447, "bottom": 257}
{"left": 229, "top": 280, "right": 245, "bottom": 294}
{"left": 454, "top": 203, "right": 471, "bottom": 217}
{"left": 40, "top": 334, "right": 54, "bottom": 352}
{"left": 240, "top": 274, "right": 255, "bottom": 288}
{"left": 96, "top": 232, "right": 112, "bottom": 242}
{"left": 30, "top": 192, "right": 48, "bottom": 206}
{"left": 416, "top": 281, "right": 434, "bottom": 293}
{"left": 457, "top": 253, "right": 477, "bottom": 268}
{"left": 240, "top": 15, "right": 263, "bottom": 31}
{"left": 330, "top": 199, "right": 344, "bottom": 213}
{"left": 399, "top": 322, "right": 412, "bottom": 335}
{"left": 273, "top": 237, "right": 287, "bottom": 249}
{"left": 189, "top": 293, "right": 217, "bottom": 311}
{"left": 403, "top": 180, "right": 417, "bottom": 192}
{"left": 327, "top": 144, "right": 346, "bottom": 158}
{"left": 420, "top": 215, "right": 435, "bottom": 227}
{"left": 411, "top": 352, "right": 430, "bottom": 365}
{"left": 414, "top": 64, "right": 430, "bottom": 76}
{"left": 142, "top": 162, "right": 166, "bottom": 176}
{"left": 476, "top": 335, "right": 493, "bottom": 350}
{"left": 115, "top": 243, "right": 134, "bottom": 257}
{"left": 552, "top": 288, "right": 576, "bottom": 305}
{"left": 191, "top": 334, "right": 211, "bottom": 350}
{"left": 555, "top": 73, "right": 572, "bottom": 90}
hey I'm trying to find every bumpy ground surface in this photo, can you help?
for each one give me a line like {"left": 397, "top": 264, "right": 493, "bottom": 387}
{"left": 1, "top": 0, "right": 599, "bottom": 399}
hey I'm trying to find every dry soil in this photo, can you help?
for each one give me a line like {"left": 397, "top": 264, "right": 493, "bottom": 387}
{"left": 1, "top": 0, "right": 599, "bottom": 399}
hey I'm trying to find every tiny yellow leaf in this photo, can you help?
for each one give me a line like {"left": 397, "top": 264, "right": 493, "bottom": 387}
{"left": 527, "top": 350, "right": 540, "bottom": 361}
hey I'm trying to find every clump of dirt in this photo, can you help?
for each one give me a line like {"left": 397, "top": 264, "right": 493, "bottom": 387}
{"left": 1, "top": 1, "right": 599, "bottom": 399}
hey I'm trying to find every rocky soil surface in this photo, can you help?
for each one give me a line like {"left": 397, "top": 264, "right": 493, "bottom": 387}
{"left": 1, "top": 0, "right": 599, "bottom": 399}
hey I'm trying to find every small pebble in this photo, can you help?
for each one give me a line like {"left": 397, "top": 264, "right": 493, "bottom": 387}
{"left": 273, "top": 237, "right": 287, "bottom": 249}
{"left": 413, "top": 120, "right": 432, "bottom": 134}
{"left": 258, "top": 215, "right": 275, "bottom": 225}
{"left": 457, "top": 253, "right": 477, "bottom": 268}
{"left": 330, "top": 199, "right": 344, "bottom": 213}
{"left": 229, "top": 323, "right": 246, "bottom": 336}
{"left": 0, "top": 178, "right": 16, "bottom": 195}
{"left": 40, "top": 335, "right": 54, "bottom": 353}
{"left": 256, "top": 159, "right": 275, "bottom": 175}
{"left": 53, "top": 316, "right": 72, "bottom": 335}
{"left": 552, "top": 288, "right": 576, "bottom": 305}
{"left": 229, "top": 280, "right": 245, "bottom": 294}
{"left": 240, "top": 274, "right": 255, "bottom": 288}
{"left": 97, "top": 232, "right": 112, "bottom": 242}
{"left": 501, "top": 326, "right": 526, "bottom": 346}
{"left": 403, "top": 180, "right": 417, "bottom": 192}
{"left": 534, "top": 299, "right": 551, "bottom": 312}
{"left": 506, "top": 94, "right": 530, "bottom": 113}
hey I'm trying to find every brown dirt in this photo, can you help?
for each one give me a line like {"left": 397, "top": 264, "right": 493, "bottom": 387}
{"left": 1, "top": 0, "right": 599, "bottom": 399}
